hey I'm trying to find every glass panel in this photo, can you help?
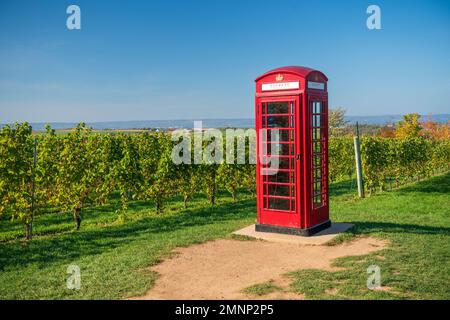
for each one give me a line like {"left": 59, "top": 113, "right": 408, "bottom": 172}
{"left": 313, "top": 141, "right": 321, "bottom": 153}
{"left": 315, "top": 168, "right": 322, "bottom": 179}
{"left": 313, "top": 102, "right": 322, "bottom": 114}
{"left": 314, "top": 181, "right": 322, "bottom": 193}
{"left": 267, "top": 116, "right": 289, "bottom": 128}
{"left": 266, "top": 171, "right": 290, "bottom": 183}
{"left": 261, "top": 157, "right": 292, "bottom": 170}
{"left": 262, "top": 156, "right": 294, "bottom": 172}
{"left": 261, "top": 99, "right": 296, "bottom": 212}
{"left": 277, "top": 157, "right": 293, "bottom": 170}
{"left": 314, "top": 195, "right": 322, "bottom": 205}
{"left": 311, "top": 100, "right": 324, "bottom": 208}
{"left": 268, "top": 198, "right": 290, "bottom": 211}
{"left": 313, "top": 156, "right": 322, "bottom": 167}
{"left": 267, "top": 129, "right": 290, "bottom": 142}
{"left": 313, "top": 128, "right": 321, "bottom": 140}
{"left": 313, "top": 114, "right": 321, "bottom": 127}
{"left": 267, "top": 143, "right": 292, "bottom": 156}
{"left": 267, "top": 102, "right": 289, "bottom": 114}
{"left": 268, "top": 184, "right": 290, "bottom": 197}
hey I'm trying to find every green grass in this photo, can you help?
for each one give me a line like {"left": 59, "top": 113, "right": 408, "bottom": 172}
{"left": 243, "top": 281, "right": 281, "bottom": 296}
{"left": 0, "top": 174, "right": 449, "bottom": 299}
{"left": 247, "top": 174, "right": 450, "bottom": 299}
{"left": 0, "top": 193, "right": 256, "bottom": 299}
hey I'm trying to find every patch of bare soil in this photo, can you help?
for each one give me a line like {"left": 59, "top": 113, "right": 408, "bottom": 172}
{"left": 133, "top": 237, "right": 386, "bottom": 300}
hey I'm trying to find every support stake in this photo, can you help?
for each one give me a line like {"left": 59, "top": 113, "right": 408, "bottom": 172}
{"left": 354, "top": 122, "right": 365, "bottom": 198}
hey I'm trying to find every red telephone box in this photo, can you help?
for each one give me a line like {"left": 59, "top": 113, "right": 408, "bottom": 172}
{"left": 255, "top": 66, "right": 330, "bottom": 236}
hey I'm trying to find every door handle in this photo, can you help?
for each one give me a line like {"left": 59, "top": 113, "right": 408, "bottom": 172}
{"left": 296, "top": 154, "right": 301, "bottom": 161}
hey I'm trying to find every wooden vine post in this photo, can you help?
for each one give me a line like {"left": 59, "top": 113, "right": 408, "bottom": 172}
{"left": 354, "top": 122, "right": 365, "bottom": 198}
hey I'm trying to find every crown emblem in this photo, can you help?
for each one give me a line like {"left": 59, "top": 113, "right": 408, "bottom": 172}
{"left": 275, "top": 74, "right": 284, "bottom": 82}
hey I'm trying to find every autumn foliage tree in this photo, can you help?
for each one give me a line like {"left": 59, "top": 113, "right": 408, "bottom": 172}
{"left": 328, "top": 107, "right": 348, "bottom": 136}
{"left": 395, "top": 113, "right": 422, "bottom": 138}
{"left": 421, "top": 118, "right": 450, "bottom": 140}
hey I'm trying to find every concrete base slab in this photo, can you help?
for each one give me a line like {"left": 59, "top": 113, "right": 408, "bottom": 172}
{"left": 233, "top": 223, "right": 354, "bottom": 246}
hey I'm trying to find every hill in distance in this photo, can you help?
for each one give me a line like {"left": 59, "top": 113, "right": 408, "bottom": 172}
{"left": 2, "top": 114, "right": 449, "bottom": 131}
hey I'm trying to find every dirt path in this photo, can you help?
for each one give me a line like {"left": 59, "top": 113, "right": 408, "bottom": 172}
{"left": 133, "top": 237, "right": 386, "bottom": 300}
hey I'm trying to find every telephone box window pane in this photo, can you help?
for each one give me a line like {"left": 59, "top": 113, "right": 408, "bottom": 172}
{"left": 262, "top": 103, "right": 266, "bottom": 114}
{"left": 268, "top": 184, "right": 290, "bottom": 197}
{"left": 267, "top": 143, "right": 292, "bottom": 156}
{"left": 268, "top": 129, "right": 290, "bottom": 142}
{"left": 313, "top": 102, "right": 322, "bottom": 114}
{"left": 313, "top": 156, "right": 322, "bottom": 167}
{"left": 262, "top": 157, "right": 291, "bottom": 170}
{"left": 316, "top": 181, "right": 322, "bottom": 192}
{"left": 313, "top": 115, "right": 321, "bottom": 127}
{"left": 267, "top": 102, "right": 289, "bottom": 114}
{"left": 277, "top": 157, "right": 292, "bottom": 170}
{"left": 313, "top": 128, "right": 321, "bottom": 140}
{"left": 314, "top": 142, "right": 321, "bottom": 153}
{"left": 315, "top": 168, "right": 322, "bottom": 179}
{"left": 314, "top": 195, "right": 322, "bottom": 206}
{"left": 311, "top": 100, "right": 324, "bottom": 208}
{"left": 267, "top": 116, "right": 289, "bottom": 128}
{"left": 267, "top": 171, "right": 290, "bottom": 183}
{"left": 268, "top": 198, "right": 290, "bottom": 211}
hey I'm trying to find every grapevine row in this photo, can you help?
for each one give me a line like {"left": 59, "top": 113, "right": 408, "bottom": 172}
{"left": 1, "top": 123, "right": 449, "bottom": 238}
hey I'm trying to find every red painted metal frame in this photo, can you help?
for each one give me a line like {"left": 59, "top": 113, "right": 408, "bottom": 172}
{"left": 255, "top": 66, "right": 329, "bottom": 232}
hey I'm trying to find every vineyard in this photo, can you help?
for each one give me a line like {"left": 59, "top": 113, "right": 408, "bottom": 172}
{"left": 329, "top": 136, "right": 450, "bottom": 192}
{"left": 0, "top": 122, "right": 449, "bottom": 239}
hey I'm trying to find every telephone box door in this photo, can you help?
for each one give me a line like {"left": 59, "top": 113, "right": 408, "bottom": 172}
{"left": 257, "top": 96, "right": 301, "bottom": 228}
{"left": 308, "top": 95, "right": 329, "bottom": 227}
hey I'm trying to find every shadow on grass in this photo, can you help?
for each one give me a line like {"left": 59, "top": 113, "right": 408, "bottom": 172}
{"left": 0, "top": 199, "right": 256, "bottom": 271}
{"left": 397, "top": 173, "right": 450, "bottom": 194}
{"left": 329, "top": 179, "right": 356, "bottom": 197}
{"left": 350, "top": 221, "right": 450, "bottom": 236}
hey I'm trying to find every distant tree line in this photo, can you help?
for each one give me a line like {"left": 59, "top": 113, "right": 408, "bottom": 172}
{"left": 329, "top": 110, "right": 450, "bottom": 139}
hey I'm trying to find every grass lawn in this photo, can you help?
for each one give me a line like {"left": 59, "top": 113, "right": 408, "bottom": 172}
{"left": 0, "top": 174, "right": 449, "bottom": 300}
{"left": 287, "top": 173, "right": 450, "bottom": 299}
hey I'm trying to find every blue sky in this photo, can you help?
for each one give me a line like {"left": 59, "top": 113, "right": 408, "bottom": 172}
{"left": 0, "top": 0, "right": 449, "bottom": 122}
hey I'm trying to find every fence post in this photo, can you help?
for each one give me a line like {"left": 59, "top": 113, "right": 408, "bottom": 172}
{"left": 354, "top": 122, "right": 365, "bottom": 198}
{"left": 27, "top": 137, "right": 37, "bottom": 240}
